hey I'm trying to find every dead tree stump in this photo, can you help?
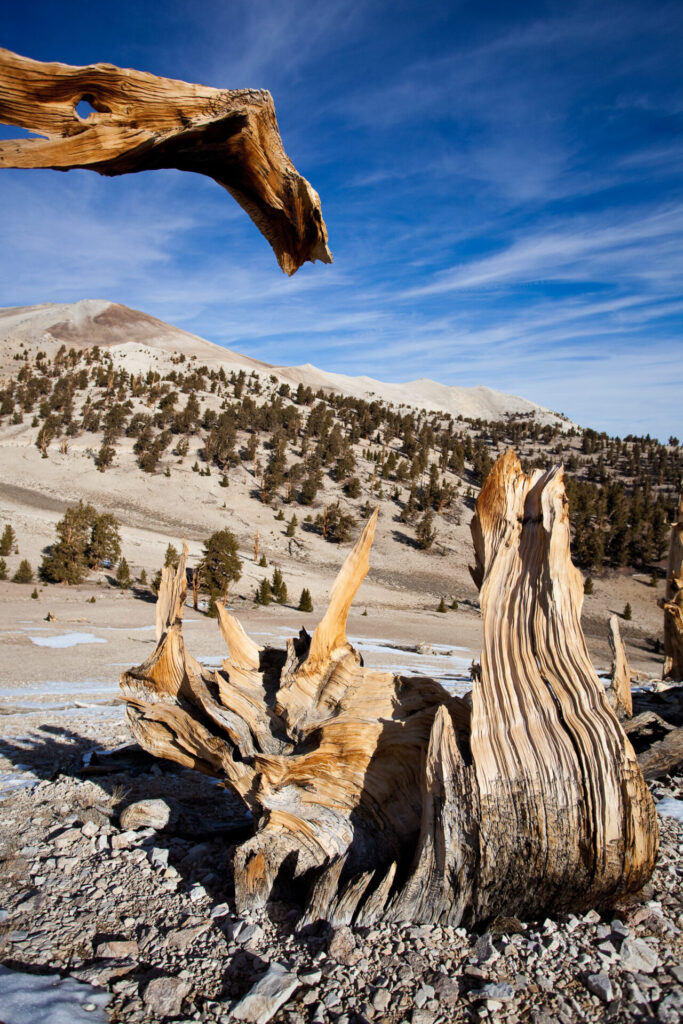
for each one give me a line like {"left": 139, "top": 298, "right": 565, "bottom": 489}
{"left": 120, "top": 451, "right": 658, "bottom": 925}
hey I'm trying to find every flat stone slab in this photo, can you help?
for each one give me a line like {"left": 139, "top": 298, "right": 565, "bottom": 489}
{"left": 230, "top": 963, "right": 300, "bottom": 1024}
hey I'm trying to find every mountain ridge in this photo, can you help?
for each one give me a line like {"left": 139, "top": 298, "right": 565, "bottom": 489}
{"left": 0, "top": 300, "right": 568, "bottom": 427}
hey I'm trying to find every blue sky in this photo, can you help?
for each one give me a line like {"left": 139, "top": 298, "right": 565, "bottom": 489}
{"left": 1, "top": 0, "right": 682, "bottom": 440}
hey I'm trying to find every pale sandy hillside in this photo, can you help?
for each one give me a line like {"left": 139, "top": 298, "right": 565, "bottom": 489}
{"left": 0, "top": 298, "right": 667, "bottom": 679}
{"left": 0, "top": 300, "right": 568, "bottom": 427}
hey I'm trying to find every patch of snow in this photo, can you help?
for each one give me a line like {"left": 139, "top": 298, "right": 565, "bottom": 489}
{"left": 657, "top": 797, "right": 683, "bottom": 822}
{"left": 0, "top": 767, "right": 40, "bottom": 800}
{"left": 29, "top": 633, "right": 107, "bottom": 649}
{"left": 0, "top": 681, "right": 115, "bottom": 697}
{"left": 0, "top": 965, "right": 112, "bottom": 1023}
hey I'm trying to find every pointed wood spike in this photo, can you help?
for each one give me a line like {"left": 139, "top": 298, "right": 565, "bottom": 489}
{"left": 215, "top": 602, "right": 262, "bottom": 671}
{"left": 663, "top": 494, "right": 683, "bottom": 681}
{"left": 155, "top": 541, "right": 188, "bottom": 641}
{"left": 607, "top": 614, "right": 633, "bottom": 718}
{"left": 307, "top": 507, "right": 379, "bottom": 665}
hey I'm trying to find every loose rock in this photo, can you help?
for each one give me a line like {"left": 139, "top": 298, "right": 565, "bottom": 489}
{"left": 230, "top": 963, "right": 300, "bottom": 1024}
{"left": 119, "top": 798, "right": 171, "bottom": 831}
{"left": 142, "top": 975, "right": 191, "bottom": 1019}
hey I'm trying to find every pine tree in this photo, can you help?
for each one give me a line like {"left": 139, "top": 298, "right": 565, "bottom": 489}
{"left": 258, "top": 554, "right": 267, "bottom": 567}
{"left": 95, "top": 443, "right": 115, "bottom": 471}
{"left": 623, "top": 602, "right": 632, "bottom": 621}
{"left": 200, "top": 529, "right": 242, "bottom": 602}
{"left": 86, "top": 514, "right": 121, "bottom": 569}
{"left": 256, "top": 577, "right": 272, "bottom": 605}
{"left": 286, "top": 514, "right": 298, "bottom": 537}
{"left": 271, "top": 567, "right": 287, "bottom": 604}
{"left": 40, "top": 501, "right": 96, "bottom": 584}
{"left": 164, "top": 544, "right": 180, "bottom": 568}
{"left": 450, "top": 598, "right": 459, "bottom": 610}
{"left": 116, "top": 557, "right": 131, "bottom": 589}
{"left": 139, "top": 568, "right": 148, "bottom": 586}
{"left": 0, "top": 524, "right": 16, "bottom": 556}
{"left": 0, "top": 557, "right": 7, "bottom": 580}
{"left": 416, "top": 510, "right": 436, "bottom": 550}
{"left": 298, "top": 587, "right": 313, "bottom": 612}
{"left": 437, "top": 597, "right": 447, "bottom": 613}
{"left": 584, "top": 576, "right": 594, "bottom": 595}
{"left": 13, "top": 559, "right": 33, "bottom": 583}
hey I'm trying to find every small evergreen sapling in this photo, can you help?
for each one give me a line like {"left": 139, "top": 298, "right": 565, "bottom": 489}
{"left": 0, "top": 524, "right": 16, "bottom": 556}
{"left": 437, "top": 597, "right": 447, "bottom": 613}
{"left": 116, "top": 557, "right": 131, "bottom": 589}
{"left": 0, "top": 558, "right": 7, "bottom": 580}
{"left": 416, "top": 510, "right": 436, "bottom": 550}
{"left": 271, "top": 567, "right": 287, "bottom": 604}
{"left": 298, "top": 587, "right": 313, "bottom": 612}
{"left": 13, "top": 559, "right": 33, "bottom": 583}
{"left": 623, "top": 602, "right": 632, "bottom": 621}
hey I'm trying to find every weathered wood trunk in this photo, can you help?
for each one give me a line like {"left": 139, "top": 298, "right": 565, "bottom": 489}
{"left": 607, "top": 613, "right": 633, "bottom": 718}
{"left": 120, "top": 451, "right": 658, "bottom": 925}
{"left": 663, "top": 497, "right": 683, "bottom": 681}
{"left": 0, "top": 48, "right": 331, "bottom": 275}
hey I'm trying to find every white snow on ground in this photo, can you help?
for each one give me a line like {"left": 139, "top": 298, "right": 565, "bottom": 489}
{"left": 0, "top": 965, "right": 111, "bottom": 1024}
{"left": 656, "top": 797, "right": 683, "bottom": 822}
{"left": 29, "top": 632, "right": 107, "bottom": 649}
{"left": 198, "top": 634, "right": 474, "bottom": 695}
{"left": 0, "top": 765, "right": 40, "bottom": 800}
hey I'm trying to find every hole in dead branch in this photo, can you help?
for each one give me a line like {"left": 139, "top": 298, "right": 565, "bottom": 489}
{"left": 75, "top": 98, "right": 98, "bottom": 119}
{"left": 75, "top": 95, "right": 110, "bottom": 118}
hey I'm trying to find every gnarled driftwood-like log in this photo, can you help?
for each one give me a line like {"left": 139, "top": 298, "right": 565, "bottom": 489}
{"left": 0, "top": 48, "right": 331, "bottom": 275}
{"left": 120, "top": 451, "right": 658, "bottom": 925}
{"left": 607, "top": 613, "right": 633, "bottom": 718}
{"left": 663, "top": 497, "right": 683, "bottom": 681}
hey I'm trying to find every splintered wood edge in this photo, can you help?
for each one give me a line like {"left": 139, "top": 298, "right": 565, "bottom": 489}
{"left": 216, "top": 602, "right": 262, "bottom": 671}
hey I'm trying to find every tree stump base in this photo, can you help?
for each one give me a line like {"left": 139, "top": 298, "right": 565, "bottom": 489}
{"left": 120, "top": 451, "right": 658, "bottom": 926}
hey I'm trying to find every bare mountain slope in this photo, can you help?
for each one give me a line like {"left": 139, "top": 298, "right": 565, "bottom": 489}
{"left": 0, "top": 300, "right": 567, "bottom": 426}
{"left": 0, "top": 301, "right": 269, "bottom": 375}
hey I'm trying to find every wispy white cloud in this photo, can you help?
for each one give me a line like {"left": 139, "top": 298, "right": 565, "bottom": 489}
{"left": 403, "top": 204, "right": 683, "bottom": 296}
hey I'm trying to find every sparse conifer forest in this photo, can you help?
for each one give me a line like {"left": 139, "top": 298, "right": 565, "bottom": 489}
{"left": 0, "top": 340, "right": 679, "bottom": 586}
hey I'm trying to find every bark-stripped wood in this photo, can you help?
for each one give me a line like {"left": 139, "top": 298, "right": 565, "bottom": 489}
{"left": 0, "top": 48, "right": 331, "bottom": 275}
{"left": 607, "top": 613, "right": 633, "bottom": 718}
{"left": 663, "top": 497, "right": 683, "bottom": 681}
{"left": 120, "top": 451, "right": 658, "bottom": 924}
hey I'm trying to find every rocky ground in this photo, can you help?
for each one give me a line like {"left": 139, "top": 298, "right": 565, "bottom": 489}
{"left": 0, "top": 585, "right": 680, "bottom": 1024}
{"left": 0, "top": 715, "right": 681, "bottom": 1024}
